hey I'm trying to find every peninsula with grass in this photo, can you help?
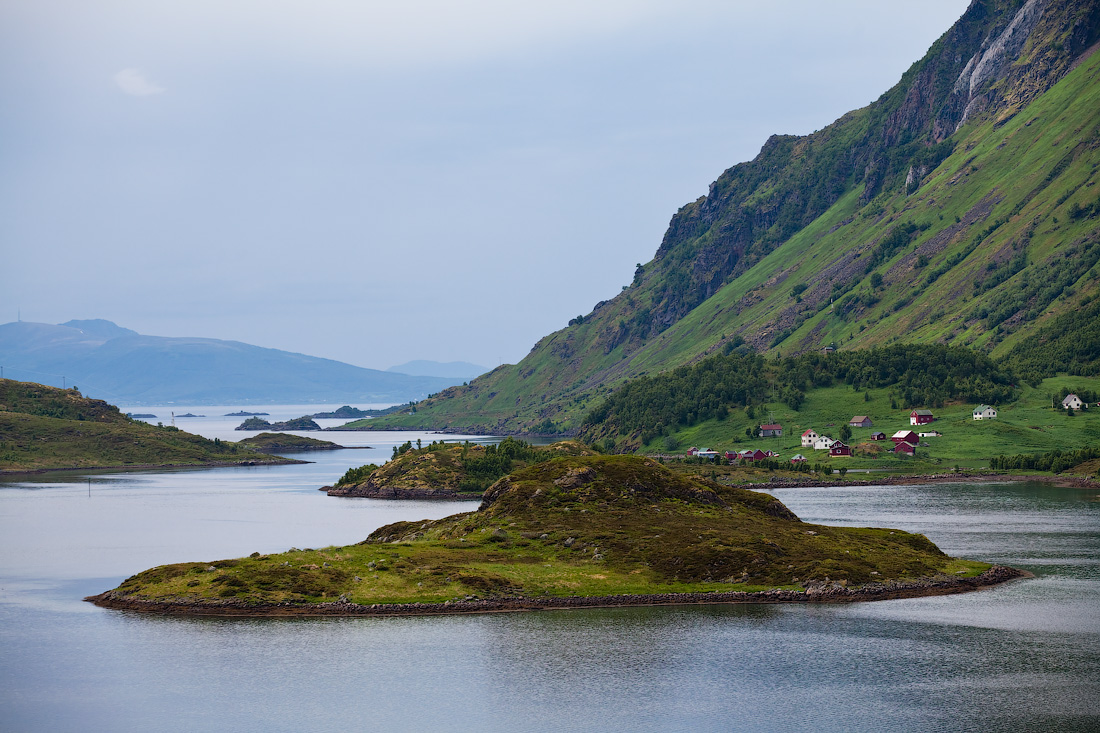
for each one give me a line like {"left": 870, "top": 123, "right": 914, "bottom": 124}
{"left": 0, "top": 379, "right": 301, "bottom": 473}
{"left": 86, "top": 454, "right": 1024, "bottom": 616}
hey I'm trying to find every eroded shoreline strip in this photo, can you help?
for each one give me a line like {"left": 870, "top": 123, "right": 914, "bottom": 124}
{"left": 85, "top": 565, "right": 1029, "bottom": 618}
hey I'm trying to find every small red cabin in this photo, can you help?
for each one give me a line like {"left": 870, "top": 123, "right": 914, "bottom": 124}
{"left": 829, "top": 441, "right": 852, "bottom": 457}
{"left": 910, "top": 409, "right": 935, "bottom": 425}
{"left": 894, "top": 442, "right": 917, "bottom": 456}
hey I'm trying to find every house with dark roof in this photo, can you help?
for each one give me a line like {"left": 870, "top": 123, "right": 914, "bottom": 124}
{"left": 893, "top": 442, "right": 917, "bottom": 456}
{"left": 910, "top": 409, "right": 935, "bottom": 425}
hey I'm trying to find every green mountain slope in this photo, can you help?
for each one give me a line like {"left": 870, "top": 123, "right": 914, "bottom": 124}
{"left": 370, "top": 0, "right": 1100, "bottom": 435}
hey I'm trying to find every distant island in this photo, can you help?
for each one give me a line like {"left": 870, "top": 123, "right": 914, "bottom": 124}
{"left": 0, "top": 379, "right": 301, "bottom": 473}
{"left": 224, "top": 411, "right": 270, "bottom": 417}
{"left": 86, "top": 454, "right": 1025, "bottom": 617}
{"left": 126, "top": 413, "right": 157, "bottom": 419}
{"left": 175, "top": 413, "right": 205, "bottom": 418}
{"left": 236, "top": 433, "right": 350, "bottom": 452}
{"left": 309, "top": 406, "right": 370, "bottom": 419}
{"left": 235, "top": 416, "right": 322, "bottom": 431}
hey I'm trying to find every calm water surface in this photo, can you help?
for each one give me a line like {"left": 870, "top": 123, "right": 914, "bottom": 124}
{"left": 2, "top": 436, "right": 1098, "bottom": 731}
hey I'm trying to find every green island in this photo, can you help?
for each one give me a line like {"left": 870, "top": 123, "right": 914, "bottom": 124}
{"left": 236, "top": 432, "right": 347, "bottom": 453}
{"left": 0, "top": 379, "right": 301, "bottom": 473}
{"left": 235, "top": 416, "right": 322, "bottom": 431}
{"left": 87, "top": 455, "right": 1023, "bottom": 616}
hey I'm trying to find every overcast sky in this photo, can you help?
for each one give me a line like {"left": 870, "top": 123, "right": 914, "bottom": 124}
{"left": 1, "top": 0, "right": 969, "bottom": 371}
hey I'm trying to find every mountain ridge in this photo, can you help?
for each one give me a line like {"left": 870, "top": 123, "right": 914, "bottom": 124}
{"left": 365, "top": 0, "right": 1100, "bottom": 436}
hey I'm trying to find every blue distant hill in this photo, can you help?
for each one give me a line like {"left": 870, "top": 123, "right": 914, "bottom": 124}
{"left": 386, "top": 360, "right": 488, "bottom": 380}
{"left": 0, "top": 320, "right": 461, "bottom": 406}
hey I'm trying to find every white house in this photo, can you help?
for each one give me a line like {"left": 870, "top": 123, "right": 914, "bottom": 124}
{"left": 801, "top": 429, "right": 819, "bottom": 448}
{"left": 813, "top": 435, "right": 836, "bottom": 451}
{"left": 973, "top": 405, "right": 997, "bottom": 420}
{"left": 1063, "top": 394, "right": 1084, "bottom": 410}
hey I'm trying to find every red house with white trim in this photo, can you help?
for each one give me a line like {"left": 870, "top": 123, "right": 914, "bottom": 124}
{"left": 829, "top": 441, "right": 852, "bottom": 457}
{"left": 910, "top": 409, "right": 935, "bottom": 425}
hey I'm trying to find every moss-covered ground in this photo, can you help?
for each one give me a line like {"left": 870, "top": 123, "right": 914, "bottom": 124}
{"left": 103, "top": 455, "right": 989, "bottom": 608}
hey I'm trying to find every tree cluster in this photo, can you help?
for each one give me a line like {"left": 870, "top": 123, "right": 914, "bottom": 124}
{"left": 581, "top": 344, "right": 1018, "bottom": 443}
{"left": 990, "top": 445, "right": 1100, "bottom": 473}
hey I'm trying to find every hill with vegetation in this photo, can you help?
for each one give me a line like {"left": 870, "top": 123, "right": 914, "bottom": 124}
{"left": 87, "top": 455, "right": 1021, "bottom": 615}
{"left": 325, "top": 437, "right": 597, "bottom": 499}
{"left": 0, "top": 379, "right": 299, "bottom": 472}
{"left": 365, "top": 0, "right": 1100, "bottom": 437}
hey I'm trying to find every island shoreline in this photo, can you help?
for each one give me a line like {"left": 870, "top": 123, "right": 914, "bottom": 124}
{"left": 85, "top": 565, "right": 1029, "bottom": 618}
{"left": 0, "top": 457, "right": 308, "bottom": 477}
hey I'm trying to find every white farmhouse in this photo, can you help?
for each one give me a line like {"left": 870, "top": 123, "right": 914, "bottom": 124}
{"left": 973, "top": 405, "right": 997, "bottom": 420}
{"left": 813, "top": 435, "right": 835, "bottom": 451}
{"left": 801, "top": 429, "right": 819, "bottom": 448}
{"left": 1062, "top": 394, "right": 1084, "bottom": 410}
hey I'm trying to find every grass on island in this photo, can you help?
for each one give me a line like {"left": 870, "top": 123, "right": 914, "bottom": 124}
{"left": 103, "top": 455, "right": 990, "bottom": 608}
{"left": 0, "top": 379, "right": 298, "bottom": 472}
{"left": 236, "top": 433, "right": 343, "bottom": 452}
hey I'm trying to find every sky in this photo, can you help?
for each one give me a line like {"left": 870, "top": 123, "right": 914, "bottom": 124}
{"left": 0, "top": 0, "right": 971, "bottom": 371}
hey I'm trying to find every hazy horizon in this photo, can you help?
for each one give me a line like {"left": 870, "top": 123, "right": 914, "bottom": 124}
{"left": 1, "top": 1, "right": 969, "bottom": 371}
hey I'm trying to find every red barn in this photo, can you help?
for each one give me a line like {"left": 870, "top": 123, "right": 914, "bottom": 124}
{"left": 910, "top": 409, "right": 935, "bottom": 425}
{"left": 829, "top": 441, "right": 852, "bottom": 457}
{"left": 892, "top": 430, "right": 919, "bottom": 445}
{"left": 894, "top": 442, "right": 917, "bottom": 456}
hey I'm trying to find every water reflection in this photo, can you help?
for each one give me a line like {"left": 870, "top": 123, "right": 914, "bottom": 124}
{"left": 1, "top": 466, "right": 1098, "bottom": 731}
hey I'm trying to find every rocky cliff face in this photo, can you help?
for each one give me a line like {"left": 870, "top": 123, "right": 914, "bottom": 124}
{"left": 632, "top": 0, "right": 1097, "bottom": 349}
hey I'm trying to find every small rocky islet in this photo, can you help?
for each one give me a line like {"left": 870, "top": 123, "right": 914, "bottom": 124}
{"left": 87, "top": 454, "right": 1024, "bottom": 616}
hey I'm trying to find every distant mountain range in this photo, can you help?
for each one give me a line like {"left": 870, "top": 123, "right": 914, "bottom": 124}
{"left": 0, "top": 319, "right": 462, "bottom": 405}
{"left": 386, "top": 360, "right": 488, "bottom": 380}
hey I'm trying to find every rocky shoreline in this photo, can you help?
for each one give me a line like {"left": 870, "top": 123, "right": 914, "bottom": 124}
{"left": 322, "top": 483, "right": 480, "bottom": 499}
{"left": 85, "top": 565, "right": 1028, "bottom": 618}
{"left": 0, "top": 457, "right": 306, "bottom": 477}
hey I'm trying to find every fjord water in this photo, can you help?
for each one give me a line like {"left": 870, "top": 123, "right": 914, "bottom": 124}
{"left": 1, "top": 441, "right": 1098, "bottom": 732}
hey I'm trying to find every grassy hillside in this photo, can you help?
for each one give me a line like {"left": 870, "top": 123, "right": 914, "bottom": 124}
{"left": 0, "top": 379, "right": 298, "bottom": 472}
{"left": 368, "top": 1, "right": 1100, "bottom": 436}
{"left": 90, "top": 455, "right": 993, "bottom": 610}
{"left": 632, "top": 375, "right": 1100, "bottom": 471}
